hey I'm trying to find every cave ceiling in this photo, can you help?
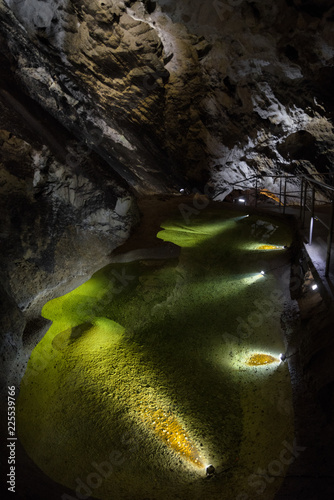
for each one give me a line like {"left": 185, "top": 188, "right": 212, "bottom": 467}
{"left": 0, "top": 0, "right": 333, "bottom": 196}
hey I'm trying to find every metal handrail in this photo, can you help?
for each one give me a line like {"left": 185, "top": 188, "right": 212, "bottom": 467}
{"left": 301, "top": 174, "right": 334, "bottom": 192}
{"left": 215, "top": 170, "right": 334, "bottom": 277}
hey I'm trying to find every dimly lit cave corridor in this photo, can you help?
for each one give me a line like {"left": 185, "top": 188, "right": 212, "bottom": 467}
{"left": 1, "top": 1, "right": 334, "bottom": 499}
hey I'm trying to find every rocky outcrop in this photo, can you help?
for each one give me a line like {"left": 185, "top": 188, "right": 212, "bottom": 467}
{"left": 0, "top": 127, "right": 136, "bottom": 308}
{"left": 1, "top": 1, "right": 333, "bottom": 199}
{"left": 0, "top": 0, "right": 184, "bottom": 194}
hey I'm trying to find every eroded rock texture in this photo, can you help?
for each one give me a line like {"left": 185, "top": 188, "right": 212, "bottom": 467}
{"left": 1, "top": 0, "right": 333, "bottom": 197}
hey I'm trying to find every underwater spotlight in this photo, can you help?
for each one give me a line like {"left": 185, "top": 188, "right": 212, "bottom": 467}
{"left": 206, "top": 464, "right": 215, "bottom": 477}
{"left": 238, "top": 198, "right": 246, "bottom": 203}
{"left": 180, "top": 188, "right": 185, "bottom": 193}
{"left": 279, "top": 353, "right": 287, "bottom": 362}
{"left": 311, "top": 284, "right": 318, "bottom": 291}
{"left": 260, "top": 270, "right": 265, "bottom": 275}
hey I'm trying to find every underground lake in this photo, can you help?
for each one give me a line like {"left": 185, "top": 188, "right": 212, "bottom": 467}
{"left": 16, "top": 205, "right": 295, "bottom": 500}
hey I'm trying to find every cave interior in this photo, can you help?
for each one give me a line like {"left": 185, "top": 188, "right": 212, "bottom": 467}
{"left": 1, "top": 1, "right": 334, "bottom": 499}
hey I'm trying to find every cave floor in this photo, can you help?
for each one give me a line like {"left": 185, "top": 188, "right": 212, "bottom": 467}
{"left": 16, "top": 197, "right": 296, "bottom": 500}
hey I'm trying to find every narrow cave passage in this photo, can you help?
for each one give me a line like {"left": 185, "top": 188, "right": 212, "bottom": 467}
{"left": 17, "top": 205, "right": 295, "bottom": 500}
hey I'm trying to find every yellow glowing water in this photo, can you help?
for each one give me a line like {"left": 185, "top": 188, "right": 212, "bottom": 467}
{"left": 257, "top": 244, "right": 281, "bottom": 250}
{"left": 140, "top": 408, "right": 204, "bottom": 468}
{"left": 246, "top": 353, "right": 279, "bottom": 366}
{"left": 17, "top": 207, "right": 294, "bottom": 500}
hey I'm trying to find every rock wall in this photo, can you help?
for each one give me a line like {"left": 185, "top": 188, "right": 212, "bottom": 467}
{"left": 1, "top": 0, "right": 334, "bottom": 199}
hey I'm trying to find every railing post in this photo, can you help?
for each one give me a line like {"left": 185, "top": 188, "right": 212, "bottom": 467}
{"left": 309, "top": 216, "right": 314, "bottom": 245}
{"left": 325, "top": 198, "right": 334, "bottom": 276}
{"left": 302, "top": 182, "right": 307, "bottom": 229}
{"left": 283, "top": 175, "right": 287, "bottom": 214}
{"left": 279, "top": 177, "right": 282, "bottom": 210}
{"left": 255, "top": 174, "right": 258, "bottom": 207}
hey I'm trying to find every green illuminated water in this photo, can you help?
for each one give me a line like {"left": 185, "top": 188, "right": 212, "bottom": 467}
{"left": 17, "top": 208, "right": 294, "bottom": 500}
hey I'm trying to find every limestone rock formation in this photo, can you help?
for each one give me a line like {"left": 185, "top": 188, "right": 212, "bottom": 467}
{"left": 2, "top": 0, "right": 334, "bottom": 199}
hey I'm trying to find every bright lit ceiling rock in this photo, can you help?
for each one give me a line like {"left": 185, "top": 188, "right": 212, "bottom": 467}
{"left": 1, "top": 0, "right": 333, "bottom": 197}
